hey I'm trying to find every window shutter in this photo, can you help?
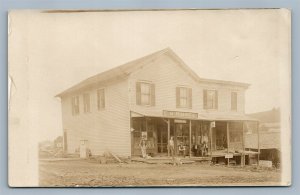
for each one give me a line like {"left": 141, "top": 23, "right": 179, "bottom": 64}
{"left": 71, "top": 98, "right": 74, "bottom": 115}
{"left": 136, "top": 82, "right": 141, "bottom": 105}
{"left": 97, "top": 91, "right": 100, "bottom": 110}
{"left": 215, "top": 90, "right": 218, "bottom": 109}
{"left": 176, "top": 87, "right": 180, "bottom": 108}
{"left": 188, "top": 88, "right": 192, "bottom": 109}
{"left": 102, "top": 90, "right": 105, "bottom": 108}
{"left": 77, "top": 96, "right": 80, "bottom": 114}
{"left": 231, "top": 92, "right": 237, "bottom": 111}
{"left": 150, "top": 83, "right": 155, "bottom": 106}
{"left": 231, "top": 92, "right": 234, "bottom": 110}
{"left": 203, "top": 89, "right": 207, "bottom": 109}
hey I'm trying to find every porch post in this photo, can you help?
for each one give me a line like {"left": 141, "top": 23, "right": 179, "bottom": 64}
{"left": 209, "top": 121, "right": 213, "bottom": 157}
{"left": 145, "top": 117, "right": 147, "bottom": 131}
{"left": 257, "top": 121, "right": 260, "bottom": 166}
{"left": 242, "top": 121, "right": 245, "bottom": 167}
{"left": 130, "top": 111, "right": 133, "bottom": 157}
{"left": 226, "top": 122, "right": 230, "bottom": 167}
{"left": 167, "top": 119, "right": 170, "bottom": 157}
{"left": 189, "top": 120, "right": 192, "bottom": 158}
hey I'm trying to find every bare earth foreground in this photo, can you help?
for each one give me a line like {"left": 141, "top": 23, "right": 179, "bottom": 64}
{"left": 39, "top": 160, "right": 281, "bottom": 187}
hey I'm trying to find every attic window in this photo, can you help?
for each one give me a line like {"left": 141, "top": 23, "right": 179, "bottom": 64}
{"left": 71, "top": 96, "right": 80, "bottom": 115}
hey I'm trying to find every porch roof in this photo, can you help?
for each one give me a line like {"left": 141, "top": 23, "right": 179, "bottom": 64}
{"left": 130, "top": 111, "right": 258, "bottom": 122}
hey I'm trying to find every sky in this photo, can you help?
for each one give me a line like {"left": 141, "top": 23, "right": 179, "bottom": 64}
{"left": 9, "top": 9, "right": 290, "bottom": 141}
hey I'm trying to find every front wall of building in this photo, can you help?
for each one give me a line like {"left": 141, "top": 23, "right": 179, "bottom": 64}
{"left": 61, "top": 80, "right": 131, "bottom": 157}
{"left": 128, "top": 53, "right": 246, "bottom": 117}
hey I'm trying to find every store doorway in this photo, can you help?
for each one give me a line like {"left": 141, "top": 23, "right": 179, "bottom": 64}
{"left": 157, "top": 124, "right": 168, "bottom": 153}
{"left": 215, "top": 122, "right": 227, "bottom": 150}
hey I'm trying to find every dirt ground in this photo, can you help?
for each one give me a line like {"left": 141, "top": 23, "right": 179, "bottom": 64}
{"left": 39, "top": 159, "right": 282, "bottom": 187}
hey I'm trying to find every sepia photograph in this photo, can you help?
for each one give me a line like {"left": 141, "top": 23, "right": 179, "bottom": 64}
{"left": 8, "top": 9, "right": 291, "bottom": 187}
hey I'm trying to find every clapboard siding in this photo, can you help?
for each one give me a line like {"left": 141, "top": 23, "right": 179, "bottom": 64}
{"left": 61, "top": 80, "right": 130, "bottom": 157}
{"left": 129, "top": 54, "right": 246, "bottom": 116}
{"left": 60, "top": 50, "right": 248, "bottom": 157}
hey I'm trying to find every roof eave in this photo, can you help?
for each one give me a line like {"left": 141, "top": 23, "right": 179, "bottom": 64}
{"left": 198, "top": 78, "right": 250, "bottom": 89}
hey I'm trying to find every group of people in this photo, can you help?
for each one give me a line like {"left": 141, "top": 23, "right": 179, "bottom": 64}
{"left": 168, "top": 133, "right": 209, "bottom": 158}
{"left": 139, "top": 134, "right": 209, "bottom": 159}
{"left": 192, "top": 133, "right": 209, "bottom": 157}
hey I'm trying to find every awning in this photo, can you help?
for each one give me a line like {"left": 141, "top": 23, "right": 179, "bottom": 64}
{"left": 198, "top": 114, "right": 258, "bottom": 121}
{"left": 130, "top": 110, "right": 258, "bottom": 122}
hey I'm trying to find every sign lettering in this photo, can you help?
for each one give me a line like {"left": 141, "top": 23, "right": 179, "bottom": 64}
{"left": 163, "top": 110, "right": 198, "bottom": 119}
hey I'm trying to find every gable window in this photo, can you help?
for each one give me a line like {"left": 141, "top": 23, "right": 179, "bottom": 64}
{"left": 136, "top": 82, "right": 155, "bottom": 106}
{"left": 203, "top": 89, "right": 218, "bottom": 109}
{"left": 97, "top": 89, "right": 105, "bottom": 110}
{"left": 231, "top": 92, "right": 238, "bottom": 111}
{"left": 71, "top": 96, "right": 80, "bottom": 115}
{"left": 176, "top": 87, "right": 192, "bottom": 108}
{"left": 83, "top": 93, "right": 90, "bottom": 113}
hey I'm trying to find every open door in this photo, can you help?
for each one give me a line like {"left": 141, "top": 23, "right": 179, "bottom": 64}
{"left": 157, "top": 125, "right": 168, "bottom": 153}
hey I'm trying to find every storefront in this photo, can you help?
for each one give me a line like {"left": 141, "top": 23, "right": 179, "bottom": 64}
{"left": 130, "top": 111, "right": 259, "bottom": 166}
{"left": 130, "top": 111, "right": 212, "bottom": 158}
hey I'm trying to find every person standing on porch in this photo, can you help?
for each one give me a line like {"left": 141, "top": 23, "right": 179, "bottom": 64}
{"left": 202, "top": 133, "right": 209, "bottom": 156}
{"left": 169, "top": 136, "right": 175, "bottom": 161}
{"left": 139, "top": 139, "right": 147, "bottom": 158}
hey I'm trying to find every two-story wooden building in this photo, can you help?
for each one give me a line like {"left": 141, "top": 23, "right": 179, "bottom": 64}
{"left": 56, "top": 48, "right": 259, "bottom": 164}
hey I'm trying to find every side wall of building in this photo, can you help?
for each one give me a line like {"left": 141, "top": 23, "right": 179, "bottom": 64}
{"left": 61, "top": 79, "right": 131, "bottom": 157}
{"left": 128, "top": 53, "right": 246, "bottom": 116}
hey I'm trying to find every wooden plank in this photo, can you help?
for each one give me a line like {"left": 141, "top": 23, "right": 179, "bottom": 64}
{"left": 107, "top": 150, "right": 122, "bottom": 163}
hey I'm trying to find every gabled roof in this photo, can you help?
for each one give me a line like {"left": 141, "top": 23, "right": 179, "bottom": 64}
{"left": 56, "top": 48, "right": 250, "bottom": 97}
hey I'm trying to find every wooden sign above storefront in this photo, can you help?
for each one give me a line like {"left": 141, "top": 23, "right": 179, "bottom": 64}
{"left": 174, "top": 119, "right": 187, "bottom": 124}
{"left": 162, "top": 110, "right": 198, "bottom": 119}
{"left": 225, "top": 153, "right": 233, "bottom": 158}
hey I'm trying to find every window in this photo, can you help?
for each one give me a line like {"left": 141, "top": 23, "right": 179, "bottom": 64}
{"left": 97, "top": 89, "right": 105, "bottom": 110}
{"left": 203, "top": 90, "right": 218, "bottom": 109}
{"left": 83, "top": 93, "right": 90, "bottom": 113}
{"left": 141, "top": 83, "right": 151, "bottom": 105}
{"left": 231, "top": 92, "right": 238, "bottom": 111}
{"left": 71, "top": 96, "right": 80, "bottom": 115}
{"left": 136, "top": 82, "right": 155, "bottom": 106}
{"left": 176, "top": 87, "right": 192, "bottom": 108}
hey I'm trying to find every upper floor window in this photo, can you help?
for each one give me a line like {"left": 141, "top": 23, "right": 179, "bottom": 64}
{"left": 203, "top": 89, "right": 218, "bottom": 109}
{"left": 136, "top": 82, "right": 155, "bottom": 106}
{"left": 231, "top": 92, "right": 238, "bottom": 111}
{"left": 176, "top": 87, "right": 192, "bottom": 108}
{"left": 83, "top": 93, "right": 90, "bottom": 113}
{"left": 71, "top": 96, "right": 80, "bottom": 115}
{"left": 97, "top": 89, "right": 105, "bottom": 110}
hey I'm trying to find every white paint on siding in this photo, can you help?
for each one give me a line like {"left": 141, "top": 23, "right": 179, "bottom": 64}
{"left": 61, "top": 80, "right": 130, "bottom": 157}
{"left": 128, "top": 54, "right": 246, "bottom": 117}
{"left": 60, "top": 53, "right": 248, "bottom": 157}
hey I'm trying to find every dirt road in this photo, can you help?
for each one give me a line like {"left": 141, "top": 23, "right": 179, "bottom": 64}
{"left": 39, "top": 160, "right": 281, "bottom": 187}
